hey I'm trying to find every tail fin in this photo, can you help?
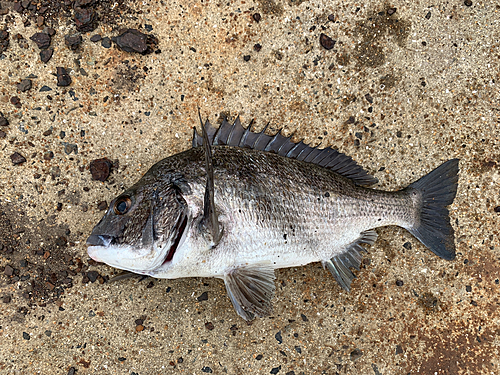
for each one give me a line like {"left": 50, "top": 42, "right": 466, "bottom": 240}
{"left": 405, "top": 159, "right": 459, "bottom": 260}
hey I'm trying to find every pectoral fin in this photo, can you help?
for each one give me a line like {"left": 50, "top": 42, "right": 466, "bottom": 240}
{"left": 199, "top": 111, "right": 223, "bottom": 244}
{"left": 223, "top": 264, "right": 276, "bottom": 321}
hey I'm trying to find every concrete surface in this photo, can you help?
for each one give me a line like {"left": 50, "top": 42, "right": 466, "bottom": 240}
{"left": 1, "top": 0, "right": 499, "bottom": 374}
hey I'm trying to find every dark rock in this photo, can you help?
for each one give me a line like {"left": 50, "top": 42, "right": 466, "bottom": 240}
{"left": 425, "top": 11, "right": 431, "bottom": 19}
{"left": 0, "top": 114, "right": 8, "bottom": 126}
{"left": 253, "top": 13, "right": 261, "bottom": 22}
{"left": 464, "top": 0, "right": 472, "bottom": 6}
{"left": 395, "top": 279, "right": 404, "bottom": 286}
{"left": 387, "top": 8, "right": 397, "bottom": 15}
{"left": 243, "top": 55, "right": 251, "bottom": 61}
{"left": 135, "top": 318, "right": 143, "bottom": 325}
{"left": 30, "top": 32, "right": 51, "bottom": 49}
{"left": 365, "top": 93, "right": 374, "bottom": 103}
{"left": 64, "top": 143, "right": 78, "bottom": 154}
{"left": 0, "top": 30, "right": 9, "bottom": 53}
{"left": 11, "top": 152, "right": 26, "bottom": 165}
{"left": 11, "top": 96, "right": 21, "bottom": 108}
{"left": 74, "top": 0, "right": 96, "bottom": 7}
{"left": 0, "top": 130, "right": 6, "bottom": 138}
{"left": 39, "top": 85, "right": 52, "bottom": 92}
{"left": 328, "top": 14, "right": 335, "bottom": 22}
{"left": 56, "top": 67, "right": 72, "bottom": 86}
{"left": 90, "top": 34, "right": 102, "bottom": 42}
{"left": 14, "top": 2, "right": 23, "bottom": 13}
{"left": 97, "top": 201, "right": 108, "bottom": 211}
{"left": 36, "top": 15, "right": 44, "bottom": 27}
{"left": 101, "top": 37, "right": 111, "bottom": 48}
{"left": 40, "top": 48, "right": 53, "bottom": 63}
{"left": 201, "top": 367, "right": 212, "bottom": 373}
{"left": 23, "top": 332, "right": 30, "bottom": 340}
{"left": 43, "top": 151, "right": 54, "bottom": 160}
{"left": 90, "top": 158, "right": 112, "bottom": 181}
{"left": 17, "top": 79, "right": 32, "bottom": 92}
{"left": 87, "top": 270, "right": 99, "bottom": 282}
{"left": 319, "top": 33, "right": 336, "bottom": 50}
{"left": 254, "top": 43, "right": 262, "bottom": 52}
{"left": 65, "top": 34, "right": 83, "bottom": 50}
{"left": 205, "top": 322, "right": 214, "bottom": 330}
{"left": 350, "top": 348, "right": 363, "bottom": 361}
{"left": 67, "top": 367, "right": 76, "bottom": 375}
{"left": 270, "top": 366, "right": 281, "bottom": 374}
{"left": 74, "top": 7, "right": 98, "bottom": 32}
{"left": 197, "top": 291, "right": 208, "bottom": 301}
{"left": 4, "top": 264, "right": 14, "bottom": 276}
{"left": 3, "top": 295, "right": 11, "bottom": 303}
{"left": 113, "top": 29, "right": 158, "bottom": 55}
{"left": 275, "top": 331, "right": 283, "bottom": 344}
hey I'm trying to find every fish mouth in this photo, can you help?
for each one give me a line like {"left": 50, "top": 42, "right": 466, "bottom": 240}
{"left": 162, "top": 213, "right": 188, "bottom": 265}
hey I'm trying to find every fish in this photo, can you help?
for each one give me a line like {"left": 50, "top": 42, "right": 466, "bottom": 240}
{"left": 87, "top": 115, "right": 459, "bottom": 321}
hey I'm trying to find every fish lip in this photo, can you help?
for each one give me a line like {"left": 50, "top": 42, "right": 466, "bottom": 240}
{"left": 162, "top": 213, "right": 188, "bottom": 265}
{"left": 86, "top": 234, "right": 114, "bottom": 247}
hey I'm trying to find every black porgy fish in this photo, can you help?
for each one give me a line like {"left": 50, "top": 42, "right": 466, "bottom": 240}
{"left": 87, "top": 116, "right": 459, "bottom": 321}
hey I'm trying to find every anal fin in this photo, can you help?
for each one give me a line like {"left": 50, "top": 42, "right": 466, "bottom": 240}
{"left": 224, "top": 264, "right": 276, "bottom": 321}
{"left": 323, "top": 230, "right": 378, "bottom": 292}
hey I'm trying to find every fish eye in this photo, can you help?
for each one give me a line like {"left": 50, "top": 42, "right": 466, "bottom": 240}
{"left": 114, "top": 196, "right": 132, "bottom": 215}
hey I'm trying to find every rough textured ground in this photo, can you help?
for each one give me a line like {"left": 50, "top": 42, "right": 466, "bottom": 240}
{"left": 1, "top": 0, "right": 499, "bottom": 374}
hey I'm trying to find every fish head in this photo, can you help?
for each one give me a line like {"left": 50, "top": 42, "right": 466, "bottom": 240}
{"left": 87, "top": 179, "right": 189, "bottom": 274}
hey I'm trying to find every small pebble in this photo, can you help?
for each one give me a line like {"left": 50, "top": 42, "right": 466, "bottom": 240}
{"left": 11, "top": 152, "right": 26, "bottom": 165}
{"left": 87, "top": 271, "right": 99, "bottom": 282}
{"left": 74, "top": 7, "right": 98, "bottom": 32}
{"left": 319, "top": 33, "right": 336, "bottom": 50}
{"left": 23, "top": 332, "right": 30, "bottom": 340}
{"left": 0, "top": 114, "right": 8, "bottom": 126}
{"left": 270, "top": 366, "right": 281, "bottom": 374}
{"left": 205, "top": 322, "right": 214, "bottom": 330}
{"left": 396, "top": 280, "right": 404, "bottom": 286}
{"left": 90, "top": 158, "right": 112, "bottom": 181}
{"left": 65, "top": 34, "right": 83, "bottom": 50}
{"left": 56, "top": 67, "right": 72, "bottom": 87}
{"left": 201, "top": 367, "right": 213, "bottom": 373}
{"left": 17, "top": 79, "right": 32, "bottom": 92}
{"left": 350, "top": 348, "right": 363, "bottom": 361}
{"left": 387, "top": 7, "right": 397, "bottom": 15}
{"left": 11, "top": 96, "right": 21, "bottom": 108}
{"left": 425, "top": 11, "right": 431, "bottom": 19}
{"left": 243, "top": 55, "right": 251, "bottom": 61}
{"left": 253, "top": 13, "right": 261, "bottom": 22}
{"left": 254, "top": 43, "right": 262, "bottom": 52}
{"left": 97, "top": 201, "right": 108, "bottom": 211}
{"left": 67, "top": 367, "right": 76, "bottom": 375}
{"left": 113, "top": 29, "right": 158, "bottom": 54}
{"left": 101, "top": 37, "right": 111, "bottom": 48}
{"left": 275, "top": 331, "right": 283, "bottom": 344}
{"left": 30, "top": 32, "right": 51, "bottom": 49}
{"left": 464, "top": 0, "right": 472, "bottom": 6}
{"left": 40, "top": 48, "right": 53, "bottom": 63}
{"left": 39, "top": 85, "right": 52, "bottom": 92}
{"left": 90, "top": 34, "right": 102, "bottom": 42}
{"left": 197, "top": 291, "right": 208, "bottom": 301}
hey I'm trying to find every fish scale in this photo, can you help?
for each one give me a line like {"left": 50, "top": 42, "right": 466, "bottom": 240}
{"left": 87, "top": 116, "right": 459, "bottom": 321}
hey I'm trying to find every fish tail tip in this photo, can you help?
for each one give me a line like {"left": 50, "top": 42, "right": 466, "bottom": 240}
{"left": 406, "top": 159, "right": 459, "bottom": 260}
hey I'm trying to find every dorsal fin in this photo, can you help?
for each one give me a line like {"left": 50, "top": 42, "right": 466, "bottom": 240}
{"left": 193, "top": 117, "right": 378, "bottom": 186}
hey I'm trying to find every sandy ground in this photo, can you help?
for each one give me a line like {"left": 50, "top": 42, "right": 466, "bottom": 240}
{"left": 1, "top": 0, "right": 499, "bottom": 374}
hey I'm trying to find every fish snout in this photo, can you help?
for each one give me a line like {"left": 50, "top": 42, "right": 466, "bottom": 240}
{"left": 86, "top": 234, "right": 114, "bottom": 247}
